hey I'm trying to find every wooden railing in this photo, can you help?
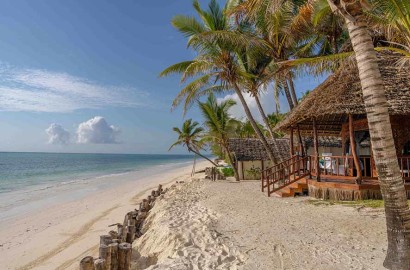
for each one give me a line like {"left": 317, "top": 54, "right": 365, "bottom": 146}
{"left": 261, "top": 155, "right": 311, "bottom": 196}
{"left": 309, "top": 155, "right": 374, "bottom": 179}
{"left": 399, "top": 156, "right": 410, "bottom": 181}
{"left": 261, "top": 155, "right": 298, "bottom": 192}
{"left": 261, "top": 155, "right": 410, "bottom": 198}
{"left": 310, "top": 155, "right": 410, "bottom": 182}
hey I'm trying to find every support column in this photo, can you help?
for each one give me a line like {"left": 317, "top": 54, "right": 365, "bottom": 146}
{"left": 297, "top": 125, "right": 305, "bottom": 157}
{"left": 313, "top": 118, "right": 321, "bottom": 182}
{"left": 290, "top": 127, "right": 295, "bottom": 156}
{"left": 349, "top": 114, "right": 362, "bottom": 183}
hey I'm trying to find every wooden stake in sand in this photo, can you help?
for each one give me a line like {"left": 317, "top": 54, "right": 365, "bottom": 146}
{"left": 100, "top": 235, "right": 113, "bottom": 246}
{"left": 99, "top": 244, "right": 111, "bottom": 269}
{"left": 80, "top": 256, "right": 94, "bottom": 270}
{"left": 118, "top": 242, "right": 132, "bottom": 270}
{"left": 109, "top": 242, "right": 119, "bottom": 270}
{"left": 94, "top": 258, "right": 106, "bottom": 270}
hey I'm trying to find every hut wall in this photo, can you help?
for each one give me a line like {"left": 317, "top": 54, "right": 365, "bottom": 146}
{"left": 241, "top": 161, "right": 263, "bottom": 180}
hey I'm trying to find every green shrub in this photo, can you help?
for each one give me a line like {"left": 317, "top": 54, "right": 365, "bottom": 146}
{"left": 221, "top": 167, "right": 234, "bottom": 177}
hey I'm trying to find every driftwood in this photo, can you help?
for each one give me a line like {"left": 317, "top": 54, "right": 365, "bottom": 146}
{"left": 80, "top": 256, "right": 94, "bottom": 270}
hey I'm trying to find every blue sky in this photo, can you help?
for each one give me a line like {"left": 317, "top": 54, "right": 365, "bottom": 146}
{"left": 0, "top": 0, "right": 323, "bottom": 154}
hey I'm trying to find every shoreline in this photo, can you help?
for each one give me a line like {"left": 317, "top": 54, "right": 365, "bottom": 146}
{"left": 0, "top": 160, "right": 209, "bottom": 270}
{"left": 0, "top": 159, "right": 194, "bottom": 222}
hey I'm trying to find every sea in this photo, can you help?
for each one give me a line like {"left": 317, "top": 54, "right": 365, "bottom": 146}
{"left": 0, "top": 152, "right": 194, "bottom": 221}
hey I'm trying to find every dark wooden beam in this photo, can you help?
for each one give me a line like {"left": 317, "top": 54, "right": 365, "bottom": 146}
{"left": 297, "top": 125, "right": 305, "bottom": 157}
{"left": 313, "top": 118, "right": 321, "bottom": 182}
{"left": 349, "top": 114, "right": 362, "bottom": 183}
{"left": 290, "top": 127, "right": 295, "bottom": 156}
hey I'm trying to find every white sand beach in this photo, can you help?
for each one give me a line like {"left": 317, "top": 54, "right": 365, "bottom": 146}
{"left": 0, "top": 161, "right": 208, "bottom": 270}
{"left": 134, "top": 177, "right": 388, "bottom": 270}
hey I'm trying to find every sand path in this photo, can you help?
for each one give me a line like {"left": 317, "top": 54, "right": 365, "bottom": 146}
{"left": 134, "top": 179, "right": 387, "bottom": 270}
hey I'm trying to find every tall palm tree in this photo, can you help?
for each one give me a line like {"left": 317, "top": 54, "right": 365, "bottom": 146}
{"left": 326, "top": 1, "right": 410, "bottom": 268}
{"left": 169, "top": 119, "right": 218, "bottom": 167}
{"left": 198, "top": 94, "right": 240, "bottom": 181}
{"left": 160, "top": 0, "right": 279, "bottom": 164}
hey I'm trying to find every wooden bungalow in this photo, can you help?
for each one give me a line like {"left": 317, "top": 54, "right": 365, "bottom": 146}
{"left": 228, "top": 138, "right": 290, "bottom": 180}
{"left": 262, "top": 51, "right": 410, "bottom": 200}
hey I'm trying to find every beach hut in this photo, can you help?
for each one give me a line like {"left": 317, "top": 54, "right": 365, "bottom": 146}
{"left": 228, "top": 138, "right": 290, "bottom": 180}
{"left": 263, "top": 51, "right": 410, "bottom": 200}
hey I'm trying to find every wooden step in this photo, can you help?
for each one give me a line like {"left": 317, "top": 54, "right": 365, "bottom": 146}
{"left": 274, "top": 179, "right": 309, "bottom": 198}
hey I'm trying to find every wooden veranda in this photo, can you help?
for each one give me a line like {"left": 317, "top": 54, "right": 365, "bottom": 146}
{"left": 261, "top": 51, "right": 410, "bottom": 201}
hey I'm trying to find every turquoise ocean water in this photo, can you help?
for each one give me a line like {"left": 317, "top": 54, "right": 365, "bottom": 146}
{"left": 0, "top": 152, "right": 194, "bottom": 220}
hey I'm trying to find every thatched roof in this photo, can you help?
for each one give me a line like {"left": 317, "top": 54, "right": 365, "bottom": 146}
{"left": 228, "top": 138, "right": 290, "bottom": 161}
{"left": 303, "top": 136, "right": 342, "bottom": 148}
{"left": 275, "top": 51, "right": 410, "bottom": 135}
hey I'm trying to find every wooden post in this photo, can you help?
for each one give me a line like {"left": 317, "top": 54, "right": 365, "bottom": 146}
{"left": 118, "top": 243, "right": 132, "bottom": 270}
{"left": 80, "top": 256, "right": 94, "bottom": 270}
{"left": 100, "top": 235, "right": 113, "bottom": 246}
{"left": 349, "top": 114, "right": 362, "bottom": 183}
{"left": 99, "top": 244, "right": 111, "bottom": 269}
{"left": 290, "top": 127, "right": 295, "bottom": 156}
{"left": 297, "top": 125, "right": 305, "bottom": 157}
{"left": 94, "top": 258, "right": 106, "bottom": 270}
{"left": 109, "top": 243, "right": 119, "bottom": 270}
{"left": 313, "top": 118, "right": 321, "bottom": 182}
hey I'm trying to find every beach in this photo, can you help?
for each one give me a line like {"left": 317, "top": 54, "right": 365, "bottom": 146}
{"left": 0, "top": 160, "right": 208, "bottom": 270}
{"left": 134, "top": 177, "right": 388, "bottom": 270}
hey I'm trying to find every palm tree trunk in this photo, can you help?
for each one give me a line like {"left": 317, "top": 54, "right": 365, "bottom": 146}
{"left": 233, "top": 83, "right": 278, "bottom": 164}
{"left": 187, "top": 146, "right": 218, "bottom": 167}
{"left": 254, "top": 94, "right": 275, "bottom": 139}
{"left": 282, "top": 80, "right": 294, "bottom": 110}
{"left": 222, "top": 141, "right": 240, "bottom": 181}
{"left": 330, "top": 1, "right": 410, "bottom": 268}
{"left": 287, "top": 76, "right": 298, "bottom": 106}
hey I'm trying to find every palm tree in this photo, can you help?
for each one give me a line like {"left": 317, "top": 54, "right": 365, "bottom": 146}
{"left": 169, "top": 119, "right": 218, "bottom": 167}
{"left": 198, "top": 94, "right": 240, "bottom": 181}
{"left": 160, "top": 0, "right": 278, "bottom": 164}
{"left": 326, "top": 1, "right": 410, "bottom": 268}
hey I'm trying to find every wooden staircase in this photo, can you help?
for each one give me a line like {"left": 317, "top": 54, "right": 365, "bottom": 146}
{"left": 261, "top": 155, "right": 311, "bottom": 197}
{"left": 272, "top": 178, "right": 308, "bottom": 197}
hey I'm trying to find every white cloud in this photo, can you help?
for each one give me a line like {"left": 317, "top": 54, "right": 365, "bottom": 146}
{"left": 76, "top": 116, "right": 120, "bottom": 144}
{"left": 0, "top": 66, "right": 147, "bottom": 112}
{"left": 45, "top": 123, "right": 70, "bottom": 145}
{"left": 217, "top": 91, "right": 289, "bottom": 123}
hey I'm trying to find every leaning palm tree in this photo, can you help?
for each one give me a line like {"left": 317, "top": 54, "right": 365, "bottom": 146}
{"left": 325, "top": 1, "right": 410, "bottom": 268}
{"left": 198, "top": 94, "right": 240, "bottom": 181}
{"left": 169, "top": 119, "right": 218, "bottom": 167}
{"left": 160, "top": 0, "right": 278, "bottom": 164}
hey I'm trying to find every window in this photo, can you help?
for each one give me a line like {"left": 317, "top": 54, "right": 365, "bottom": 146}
{"left": 403, "top": 141, "right": 410, "bottom": 155}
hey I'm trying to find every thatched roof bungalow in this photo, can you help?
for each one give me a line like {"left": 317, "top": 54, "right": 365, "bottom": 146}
{"left": 262, "top": 51, "right": 410, "bottom": 200}
{"left": 227, "top": 138, "right": 290, "bottom": 180}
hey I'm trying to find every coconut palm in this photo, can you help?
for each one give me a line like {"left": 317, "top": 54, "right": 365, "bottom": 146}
{"left": 198, "top": 94, "right": 240, "bottom": 181}
{"left": 325, "top": 1, "right": 410, "bottom": 268}
{"left": 160, "top": 0, "right": 278, "bottom": 164}
{"left": 169, "top": 119, "right": 218, "bottom": 167}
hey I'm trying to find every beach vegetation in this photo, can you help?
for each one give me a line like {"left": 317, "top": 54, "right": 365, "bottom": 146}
{"left": 221, "top": 167, "right": 235, "bottom": 177}
{"left": 169, "top": 119, "right": 218, "bottom": 167}
{"left": 198, "top": 94, "right": 240, "bottom": 181}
